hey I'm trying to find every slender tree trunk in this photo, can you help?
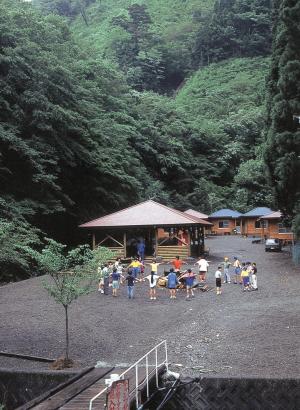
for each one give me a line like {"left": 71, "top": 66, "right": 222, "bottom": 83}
{"left": 64, "top": 305, "right": 69, "bottom": 361}
{"left": 81, "top": 8, "right": 89, "bottom": 26}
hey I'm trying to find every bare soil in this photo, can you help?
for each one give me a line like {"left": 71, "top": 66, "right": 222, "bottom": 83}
{"left": 0, "top": 237, "right": 299, "bottom": 378}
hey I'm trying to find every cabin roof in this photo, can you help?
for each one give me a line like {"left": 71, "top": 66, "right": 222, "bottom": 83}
{"left": 184, "top": 209, "right": 209, "bottom": 219}
{"left": 242, "top": 207, "right": 274, "bottom": 217}
{"left": 79, "top": 200, "right": 212, "bottom": 229}
{"left": 209, "top": 208, "right": 242, "bottom": 218}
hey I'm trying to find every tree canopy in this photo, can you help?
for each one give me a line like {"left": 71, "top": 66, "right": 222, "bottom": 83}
{"left": 0, "top": 0, "right": 279, "bottom": 280}
{"left": 264, "top": 0, "right": 300, "bottom": 232}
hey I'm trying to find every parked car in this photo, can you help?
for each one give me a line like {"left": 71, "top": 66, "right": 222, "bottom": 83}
{"left": 265, "top": 238, "right": 282, "bottom": 252}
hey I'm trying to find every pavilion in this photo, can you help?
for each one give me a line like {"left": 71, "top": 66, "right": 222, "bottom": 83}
{"left": 79, "top": 200, "right": 212, "bottom": 259}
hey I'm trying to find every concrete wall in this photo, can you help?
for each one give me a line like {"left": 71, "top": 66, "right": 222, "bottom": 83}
{"left": 0, "top": 369, "right": 77, "bottom": 409}
{"left": 150, "top": 377, "right": 300, "bottom": 409}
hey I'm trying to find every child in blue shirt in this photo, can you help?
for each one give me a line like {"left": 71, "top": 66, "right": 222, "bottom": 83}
{"left": 167, "top": 268, "right": 179, "bottom": 299}
{"left": 184, "top": 268, "right": 196, "bottom": 300}
{"left": 111, "top": 268, "right": 121, "bottom": 297}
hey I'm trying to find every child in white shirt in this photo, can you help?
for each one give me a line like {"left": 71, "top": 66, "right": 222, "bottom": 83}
{"left": 250, "top": 262, "right": 258, "bottom": 290}
{"left": 215, "top": 266, "right": 222, "bottom": 295}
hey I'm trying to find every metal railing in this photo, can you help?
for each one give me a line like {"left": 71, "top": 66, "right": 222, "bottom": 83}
{"left": 89, "top": 340, "right": 168, "bottom": 410}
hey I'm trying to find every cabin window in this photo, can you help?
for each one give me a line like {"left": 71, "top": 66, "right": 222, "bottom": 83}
{"left": 278, "top": 223, "right": 292, "bottom": 233}
{"left": 219, "top": 220, "right": 229, "bottom": 228}
{"left": 261, "top": 220, "right": 268, "bottom": 228}
{"left": 255, "top": 220, "right": 261, "bottom": 229}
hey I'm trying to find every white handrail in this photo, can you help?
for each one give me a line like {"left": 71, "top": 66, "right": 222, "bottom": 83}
{"left": 88, "top": 340, "right": 168, "bottom": 410}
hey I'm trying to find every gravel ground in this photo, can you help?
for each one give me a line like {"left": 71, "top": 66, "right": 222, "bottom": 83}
{"left": 0, "top": 236, "right": 299, "bottom": 378}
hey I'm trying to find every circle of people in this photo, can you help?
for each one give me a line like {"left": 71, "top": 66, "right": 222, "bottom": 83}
{"left": 97, "top": 255, "right": 258, "bottom": 300}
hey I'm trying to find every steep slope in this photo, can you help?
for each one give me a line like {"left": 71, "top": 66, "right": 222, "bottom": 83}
{"left": 71, "top": 0, "right": 214, "bottom": 54}
{"left": 174, "top": 57, "right": 273, "bottom": 211}
{"left": 176, "top": 57, "right": 269, "bottom": 127}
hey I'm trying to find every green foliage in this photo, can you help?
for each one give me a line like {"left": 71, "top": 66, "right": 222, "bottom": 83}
{"left": 232, "top": 158, "right": 274, "bottom": 211}
{"left": 0, "top": 197, "right": 42, "bottom": 281}
{"left": 0, "top": 218, "right": 41, "bottom": 281}
{"left": 0, "top": 0, "right": 144, "bottom": 281}
{"left": 175, "top": 57, "right": 270, "bottom": 190}
{"left": 264, "top": 0, "right": 300, "bottom": 235}
{"left": 68, "top": 0, "right": 214, "bottom": 92}
{"left": 0, "top": 0, "right": 279, "bottom": 283}
{"left": 30, "top": 238, "right": 113, "bottom": 306}
{"left": 193, "top": 0, "right": 272, "bottom": 67}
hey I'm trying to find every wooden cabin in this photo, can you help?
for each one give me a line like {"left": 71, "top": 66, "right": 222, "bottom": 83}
{"left": 240, "top": 207, "right": 273, "bottom": 236}
{"left": 184, "top": 209, "right": 211, "bottom": 234}
{"left": 79, "top": 200, "right": 212, "bottom": 260}
{"left": 208, "top": 209, "right": 242, "bottom": 235}
{"left": 260, "top": 211, "right": 294, "bottom": 242}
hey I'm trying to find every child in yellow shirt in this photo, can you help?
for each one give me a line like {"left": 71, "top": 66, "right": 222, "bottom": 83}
{"left": 240, "top": 262, "right": 250, "bottom": 291}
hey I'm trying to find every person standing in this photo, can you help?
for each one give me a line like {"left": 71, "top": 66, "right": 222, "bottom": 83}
{"left": 146, "top": 259, "right": 162, "bottom": 275}
{"left": 114, "top": 257, "right": 122, "bottom": 269}
{"left": 233, "top": 256, "right": 241, "bottom": 284}
{"left": 169, "top": 255, "right": 186, "bottom": 275}
{"left": 167, "top": 268, "right": 179, "bottom": 299}
{"left": 215, "top": 266, "right": 222, "bottom": 295}
{"left": 222, "top": 257, "right": 231, "bottom": 283}
{"left": 195, "top": 256, "right": 209, "bottom": 282}
{"left": 137, "top": 240, "right": 146, "bottom": 261}
{"left": 128, "top": 257, "right": 142, "bottom": 279}
{"left": 116, "top": 261, "right": 124, "bottom": 284}
{"left": 145, "top": 270, "right": 160, "bottom": 300}
{"left": 241, "top": 263, "right": 250, "bottom": 291}
{"left": 102, "top": 263, "right": 110, "bottom": 295}
{"left": 97, "top": 264, "right": 104, "bottom": 293}
{"left": 125, "top": 270, "right": 139, "bottom": 299}
{"left": 184, "top": 269, "right": 196, "bottom": 300}
{"left": 250, "top": 262, "right": 258, "bottom": 290}
{"left": 111, "top": 267, "right": 121, "bottom": 297}
{"left": 138, "top": 257, "right": 145, "bottom": 281}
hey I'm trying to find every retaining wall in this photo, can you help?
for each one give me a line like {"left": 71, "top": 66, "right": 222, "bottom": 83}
{"left": 151, "top": 377, "right": 300, "bottom": 410}
{"left": 0, "top": 369, "right": 77, "bottom": 409}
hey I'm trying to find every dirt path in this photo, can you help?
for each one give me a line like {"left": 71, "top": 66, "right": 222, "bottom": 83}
{"left": 0, "top": 237, "right": 299, "bottom": 378}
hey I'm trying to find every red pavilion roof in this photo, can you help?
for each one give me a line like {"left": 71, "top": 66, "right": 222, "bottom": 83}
{"left": 184, "top": 209, "right": 209, "bottom": 220}
{"left": 79, "top": 200, "right": 212, "bottom": 229}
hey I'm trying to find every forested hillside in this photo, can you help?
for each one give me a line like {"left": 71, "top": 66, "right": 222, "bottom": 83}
{"left": 264, "top": 0, "right": 300, "bottom": 236}
{"left": 0, "top": 0, "right": 276, "bottom": 280}
{"left": 35, "top": 0, "right": 272, "bottom": 93}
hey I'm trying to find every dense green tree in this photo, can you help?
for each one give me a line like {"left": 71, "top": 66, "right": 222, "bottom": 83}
{"left": 264, "top": 0, "right": 300, "bottom": 233}
{"left": 0, "top": 0, "right": 144, "bottom": 278}
{"left": 111, "top": 4, "right": 166, "bottom": 91}
{"left": 193, "top": 0, "right": 272, "bottom": 67}
{"left": 231, "top": 158, "right": 274, "bottom": 211}
{"left": 0, "top": 0, "right": 279, "bottom": 280}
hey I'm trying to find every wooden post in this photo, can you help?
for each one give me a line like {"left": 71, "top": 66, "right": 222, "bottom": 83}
{"left": 154, "top": 228, "right": 158, "bottom": 258}
{"left": 123, "top": 231, "right": 127, "bottom": 258}
{"left": 200, "top": 226, "right": 204, "bottom": 255}
{"left": 187, "top": 230, "right": 191, "bottom": 257}
{"left": 92, "top": 233, "right": 96, "bottom": 250}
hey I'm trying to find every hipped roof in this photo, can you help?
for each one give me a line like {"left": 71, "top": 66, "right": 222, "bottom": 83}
{"left": 242, "top": 207, "right": 273, "bottom": 217}
{"left": 209, "top": 208, "right": 242, "bottom": 218}
{"left": 184, "top": 209, "right": 209, "bottom": 219}
{"left": 79, "top": 200, "right": 212, "bottom": 229}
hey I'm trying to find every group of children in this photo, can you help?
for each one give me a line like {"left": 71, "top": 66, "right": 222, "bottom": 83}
{"left": 214, "top": 256, "right": 258, "bottom": 295}
{"left": 97, "top": 254, "right": 258, "bottom": 301}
